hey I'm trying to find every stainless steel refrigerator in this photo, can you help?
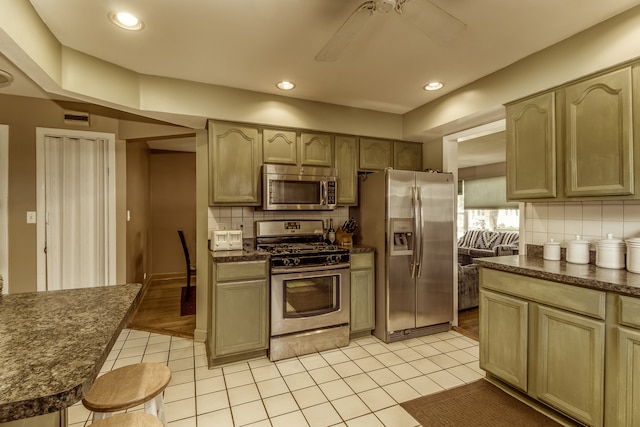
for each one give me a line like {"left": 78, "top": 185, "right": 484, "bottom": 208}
{"left": 352, "top": 169, "right": 454, "bottom": 343}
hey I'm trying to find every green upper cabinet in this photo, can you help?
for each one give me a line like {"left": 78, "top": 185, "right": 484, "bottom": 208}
{"left": 300, "top": 132, "right": 333, "bottom": 167}
{"left": 506, "top": 91, "right": 557, "bottom": 200}
{"left": 334, "top": 135, "right": 358, "bottom": 205}
{"left": 563, "top": 67, "right": 634, "bottom": 197}
{"left": 393, "top": 141, "right": 422, "bottom": 171}
{"left": 506, "top": 63, "right": 639, "bottom": 202}
{"left": 208, "top": 121, "right": 262, "bottom": 205}
{"left": 359, "top": 138, "right": 392, "bottom": 171}
{"left": 263, "top": 128, "right": 297, "bottom": 165}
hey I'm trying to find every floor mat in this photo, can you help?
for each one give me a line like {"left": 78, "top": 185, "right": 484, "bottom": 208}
{"left": 401, "top": 379, "right": 563, "bottom": 427}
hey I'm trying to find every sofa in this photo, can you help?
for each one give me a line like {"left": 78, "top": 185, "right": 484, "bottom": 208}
{"left": 457, "top": 229, "right": 519, "bottom": 310}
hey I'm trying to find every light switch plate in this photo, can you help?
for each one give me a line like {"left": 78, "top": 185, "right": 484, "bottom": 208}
{"left": 26, "top": 211, "right": 36, "bottom": 224}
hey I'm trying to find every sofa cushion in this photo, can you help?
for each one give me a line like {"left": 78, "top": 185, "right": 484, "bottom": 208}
{"left": 476, "top": 231, "right": 500, "bottom": 249}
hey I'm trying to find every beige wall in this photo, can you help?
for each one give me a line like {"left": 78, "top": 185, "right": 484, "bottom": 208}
{"left": 125, "top": 141, "right": 151, "bottom": 284}
{"left": 150, "top": 151, "right": 196, "bottom": 276}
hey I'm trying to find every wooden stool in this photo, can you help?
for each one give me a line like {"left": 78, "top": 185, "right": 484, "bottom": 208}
{"left": 90, "top": 412, "right": 165, "bottom": 427}
{"left": 82, "top": 363, "right": 171, "bottom": 427}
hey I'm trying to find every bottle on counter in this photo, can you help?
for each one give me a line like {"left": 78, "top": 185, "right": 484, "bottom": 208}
{"left": 327, "top": 219, "right": 336, "bottom": 245}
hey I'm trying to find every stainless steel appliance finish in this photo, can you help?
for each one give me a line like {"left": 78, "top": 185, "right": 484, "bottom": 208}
{"left": 256, "top": 220, "right": 350, "bottom": 361}
{"left": 353, "top": 169, "right": 455, "bottom": 342}
{"left": 262, "top": 164, "right": 338, "bottom": 211}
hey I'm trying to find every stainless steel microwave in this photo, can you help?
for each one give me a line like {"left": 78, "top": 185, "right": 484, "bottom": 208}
{"left": 262, "top": 164, "right": 338, "bottom": 210}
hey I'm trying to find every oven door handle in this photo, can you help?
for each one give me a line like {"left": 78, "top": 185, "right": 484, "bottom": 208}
{"left": 271, "top": 263, "right": 350, "bottom": 274}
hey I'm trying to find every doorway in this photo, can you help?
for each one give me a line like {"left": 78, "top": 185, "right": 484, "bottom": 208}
{"left": 35, "top": 128, "right": 116, "bottom": 291}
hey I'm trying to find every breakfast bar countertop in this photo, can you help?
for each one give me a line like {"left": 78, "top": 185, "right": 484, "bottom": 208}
{"left": 0, "top": 283, "right": 142, "bottom": 422}
{"left": 474, "top": 254, "right": 640, "bottom": 297}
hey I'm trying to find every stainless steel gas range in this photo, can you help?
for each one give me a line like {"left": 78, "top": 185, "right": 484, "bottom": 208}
{"left": 256, "top": 220, "right": 351, "bottom": 361}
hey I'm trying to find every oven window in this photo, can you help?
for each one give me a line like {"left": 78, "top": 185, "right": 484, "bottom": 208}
{"left": 284, "top": 276, "right": 338, "bottom": 318}
{"left": 270, "top": 180, "right": 320, "bottom": 205}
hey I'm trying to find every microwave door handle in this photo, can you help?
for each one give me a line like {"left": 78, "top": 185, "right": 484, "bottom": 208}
{"left": 321, "top": 181, "right": 328, "bottom": 205}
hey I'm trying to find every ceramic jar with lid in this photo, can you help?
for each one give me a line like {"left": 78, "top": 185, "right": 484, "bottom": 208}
{"left": 566, "top": 235, "right": 590, "bottom": 264}
{"left": 543, "top": 238, "right": 561, "bottom": 261}
{"left": 625, "top": 237, "right": 640, "bottom": 273}
{"left": 596, "top": 234, "right": 625, "bottom": 269}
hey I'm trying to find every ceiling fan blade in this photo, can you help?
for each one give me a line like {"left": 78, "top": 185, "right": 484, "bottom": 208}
{"left": 403, "top": 0, "right": 466, "bottom": 46}
{"left": 315, "top": 1, "right": 376, "bottom": 62}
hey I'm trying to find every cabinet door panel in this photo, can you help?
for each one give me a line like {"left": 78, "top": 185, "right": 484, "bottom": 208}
{"left": 564, "top": 67, "right": 633, "bottom": 197}
{"left": 506, "top": 92, "right": 556, "bottom": 199}
{"left": 479, "top": 290, "right": 528, "bottom": 392}
{"left": 209, "top": 122, "right": 261, "bottom": 205}
{"left": 301, "top": 132, "right": 332, "bottom": 167}
{"left": 263, "top": 128, "right": 297, "bottom": 165}
{"left": 537, "top": 305, "right": 604, "bottom": 427}
{"left": 335, "top": 135, "right": 358, "bottom": 205}
{"left": 215, "top": 279, "right": 268, "bottom": 356}
{"left": 617, "top": 327, "right": 640, "bottom": 427}
{"left": 393, "top": 141, "right": 422, "bottom": 171}
{"left": 350, "top": 256, "right": 375, "bottom": 333}
{"left": 359, "top": 138, "right": 391, "bottom": 171}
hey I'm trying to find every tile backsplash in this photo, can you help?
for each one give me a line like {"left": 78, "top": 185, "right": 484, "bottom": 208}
{"left": 208, "top": 206, "right": 350, "bottom": 239}
{"left": 525, "top": 200, "right": 640, "bottom": 248}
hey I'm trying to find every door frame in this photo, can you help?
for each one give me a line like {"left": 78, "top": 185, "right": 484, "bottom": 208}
{"left": 35, "top": 127, "right": 117, "bottom": 291}
{"left": 0, "top": 125, "right": 7, "bottom": 294}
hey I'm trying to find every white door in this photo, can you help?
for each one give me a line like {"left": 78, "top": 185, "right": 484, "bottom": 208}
{"left": 36, "top": 128, "right": 116, "bottom": 291}
{"left": 0, "top": 124, "right": 8, "bottom": 294}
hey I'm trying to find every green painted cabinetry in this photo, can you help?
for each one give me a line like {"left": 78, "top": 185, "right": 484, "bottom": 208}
{"left": 301, "top": 132, "right": 333, "bottom": 167}
{"left": 359, "top": 138, "right": 392, "bottom": 171}
{"left": 263, "top": 128, "right": 297, "bottom": 165}
{"left": 506, "top": 63, "right": 639, "bottom": 202}
{"left": 613, "top": 296, "right": 640, "bottom": 427}
{"left": 210, "top": 259, "right": 269, "bottom": 365}
{"left": 393, "top": 141, "right": 422, "bottom": 171}
{"left": 208, "top": 121, "right": 262, "bottom": 205}
{"left": 334, "top": 135, "right": 358, "bottom": 205}
{"left": 480, "top": 268, "right": 606, "bottom": 427}
{"left": 350, "top": 252, "right": 375, "bottom": 335}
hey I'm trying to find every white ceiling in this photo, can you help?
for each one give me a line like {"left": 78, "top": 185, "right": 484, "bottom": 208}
{"left": 23, "top": 0, "right": 640, "bottom": 115}
{"left": 2, "top": 0, "right": 640, "bottom": 162}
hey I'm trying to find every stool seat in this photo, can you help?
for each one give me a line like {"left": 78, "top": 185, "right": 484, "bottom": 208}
{"left": 90, "top": 413, "right": 165, "bottom": 427}
{"left": 83, "top": 363, "right": 171, "bottom": 412}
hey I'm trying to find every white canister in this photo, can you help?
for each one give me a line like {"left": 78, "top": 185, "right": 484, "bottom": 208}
{"left": 566, "top": 235, "right": 590, "bottom": 264}
{"left": 596, "top": 234, "right": 625, "bottom": 269}
{"left": 626, "top": 237, "right": 640, "bottom": 273}
{"left": 543, "top": 238, "right": 561, "bottom": 261}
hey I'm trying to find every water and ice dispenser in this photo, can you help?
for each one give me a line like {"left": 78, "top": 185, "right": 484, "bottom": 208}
{"left": 390, "top": 218, "right": 414, "bottom": 256}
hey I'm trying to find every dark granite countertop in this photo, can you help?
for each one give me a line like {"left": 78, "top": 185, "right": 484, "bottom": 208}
{"left": 474, "top": 255, "right": 640, "bottom": 297}
{"left": 0, "top": 283, "right": 142, "bottom": 422}
{"left": 210, "top": 245, "right": 374, "bottom": 262}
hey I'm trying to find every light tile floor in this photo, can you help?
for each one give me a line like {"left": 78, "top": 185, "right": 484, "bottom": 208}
{"left": 68, "top": 329, "right": 482, "bottom": 427}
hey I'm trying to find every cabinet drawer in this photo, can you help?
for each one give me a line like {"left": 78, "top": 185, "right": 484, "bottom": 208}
{"left": 216, "top": 260, "right": 268, "bottom": 282}
{"left": 481, "top": 268, "right": 605, "bottom": 319}
{"left": 619, "top": 295, "right": 640, "bottom": 329}
{"left": 351, "top": 252, "right": 374, "bottom": 270}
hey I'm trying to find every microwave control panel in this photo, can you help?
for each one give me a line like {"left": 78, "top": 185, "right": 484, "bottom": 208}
{"left": 327, "top": 181, "right": 336, "bottom": 204}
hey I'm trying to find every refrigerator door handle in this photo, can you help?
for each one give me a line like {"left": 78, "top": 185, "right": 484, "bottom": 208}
{"left": 410, "top": 186, "right": 418, "bottom": 278}
{"left": 416, "top": 186, "right": 424, "bottom": 277}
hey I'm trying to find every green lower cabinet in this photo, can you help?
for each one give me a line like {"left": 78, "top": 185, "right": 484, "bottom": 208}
{"left": 210, "top": 259, "right": 269, "bottom": 363}
{"left": 616, "top": 327, "right": 640, "bottom": 427}
{"left": 479, "top": 289, "right": 528, "bottom": 392}
{"left": 536, "top": 305, "right": 605, "bottom": 427}
{"left": 350, "top": 252, "right": 375, "bottom": 334}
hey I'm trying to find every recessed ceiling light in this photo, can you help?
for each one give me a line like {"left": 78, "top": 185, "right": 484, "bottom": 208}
{"left": 109, "top": 11, "right": 144, "bottom": 30}
{"left": 276, "top": 81, "right": 296, "bottom": 90}
{"left": 0, "top": 69, "right": 14, "bottom": 88}
{"left": 424, "top": 82, "right": 444, "bottom": 91}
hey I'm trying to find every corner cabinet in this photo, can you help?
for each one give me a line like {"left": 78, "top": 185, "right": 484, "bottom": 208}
{"left": 208, "top": 121, "right": 262, "bottom": 205}
{"left": 350, "top": 252, "right": 375, "bottom": 335}
{"left": 209, "top": 258, "right": 269, "bottom": 365}
{"left": 480, "top": 268, "right": 606, "bottom": 427}
{"left": 506, "top": 63, "right": 639, "bottom": 202}
{"left": 335, "top": 135, "right": 358, "bottom": 205}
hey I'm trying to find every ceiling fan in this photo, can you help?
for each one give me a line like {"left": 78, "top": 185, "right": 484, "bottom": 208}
{"left": 315, "top": 0, "right": 467, "bottom": 62}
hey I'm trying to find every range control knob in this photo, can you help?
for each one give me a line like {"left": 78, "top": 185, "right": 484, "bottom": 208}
{"left": 282, "top": 258, "right": 291, "bottom": 266}
{"left": 293, "top": 258, "right": 301, "bottom": 266}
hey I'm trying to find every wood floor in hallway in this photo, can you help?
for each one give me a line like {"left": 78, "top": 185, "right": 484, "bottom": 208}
{"left": 454, "top": 307, "right": 479, "bottom": 341}
{"left": 127, "top": 277, "right": 196, "bottom": 339}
